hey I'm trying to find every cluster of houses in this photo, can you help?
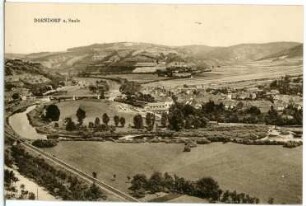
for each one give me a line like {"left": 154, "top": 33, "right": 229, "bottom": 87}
{"left": 141, "top": 82, "right": 303, "bottom": 116}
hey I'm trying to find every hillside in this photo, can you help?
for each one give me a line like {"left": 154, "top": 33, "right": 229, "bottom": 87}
{"left": 5, "top": 59, "right": 64, "bottom": 86}
{"left": 258, "top": 44, "right": 303, "bottom": 60}
{"left": 7, "top": 41, "right": 302, "bottom": 74}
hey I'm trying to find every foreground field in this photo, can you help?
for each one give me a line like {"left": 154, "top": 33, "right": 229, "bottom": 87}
{"left": 43, "top": 142, "right": 302, "bottom": 204}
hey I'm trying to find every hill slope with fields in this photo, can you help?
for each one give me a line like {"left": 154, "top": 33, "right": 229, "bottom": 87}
{"left": 5, "top": 41, "right": 302, "bottom": 74}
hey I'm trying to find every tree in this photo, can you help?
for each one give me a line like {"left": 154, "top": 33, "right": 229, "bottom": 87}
{"left": 92, "top": 172, "right": 97, "bottom": 179}
{"left": 94, "top": 117, "right": 100, "bottom": 127}
{"left": 148, "top": 172, "right": 164, "bottom": 193}
{"left": 145, "top": 113, "right": 155, "bottom": 131}
{"left": 65, "top": 117, "right": 76, "bottom": 131}
{"left": 168, "top": 104, "right": 184, "bottom": 131}
{"left": 88, "top": 85, "right": 97, "bottom": 93}
{"left": 246, "top": 106, "right": 261, "bottom": 115}
{"left": 109, "top": 125, "right": 116, "bottom": 133}
{"left": 12, "top": 92, "right": 20, "bottom": 100}
{"left": 88, "top": 122, "right": 94, "bottom": 128}
{"left": 236, "top": 101, "right": 244, "bottom": 110}
{"left": 129, "top": 174, "right": 148, "bottom": 191}
{"left": 76, "top": 107, "right": 86, "bottom": 125}
{"left": 163, "top": 172, "right": 174, "bottom": 191}
{"left": 196, "top": 177, "right": 221, "bottom": 201}
{"left": 114, "top": 115, "right": 120, "bottom": 127}
{"left": 45, "top": 104, "right": 60, "bottom": 121}
{"left": 119, "top": 117, "right": 126, "bottom": 127}
{"left": 20, "top": 184, "right": 25, "bottom": 192}
{"left": 182, "top": 104, "right": 196, "bottom": 116}
{"left": 28, "top": 192, "right": 35, "bottom": 200}
{"left": 102, "top": 113, "right": 110, "bottom": 125}
{"left": 161, "top": 112, "right": 168, "bottom": 127}
{"left": 133, "top": 114, "right": 144, "bottom": 129}
{"left": 268, "top": 197, "right": 274, "bottom": 204}
{"left": 85, "top": 183, "right": 104, "bottom": 200}
{"left": 265, "top": 106, "right": 279, "bottom": 125}
{"left": 221, "top": 190, "right": 230, "bottom": 203}
{"left": 99, "top": 89, "right": 105, "bottom": 99}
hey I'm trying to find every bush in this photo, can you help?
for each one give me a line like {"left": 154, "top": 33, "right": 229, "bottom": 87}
{"left": 44, "top": 104, "right": 60, "bottom": 121}
{"left": 32, "top": 140, "right": 57, "bottom": 148}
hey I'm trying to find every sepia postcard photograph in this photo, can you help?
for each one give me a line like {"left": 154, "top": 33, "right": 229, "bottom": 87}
{"left": 3, "top": 2, "right": 304, "bottom": 205}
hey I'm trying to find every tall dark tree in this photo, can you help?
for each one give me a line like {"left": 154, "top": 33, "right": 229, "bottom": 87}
{"left": 94, "top": 117, "right": 100, "bottom": 127}
{"left": 114, "top": 115, "right": 120, "bottom": 127}
{"left": 45, "top": 104, "right": 61, "bottom": 121}
{"left": 92, "top": 172, "right": 97, "bottom": 179}
{"left": 161, "top": 112, "right": 168, "bottom": 128}
{"left": 76, "top": 107, "right": 86, "bottom": 125}
{"left": 168, "top": 104, "right": 184, "bottom": 131}
{"left": 133, "top": 114, "right": 144, "bottom": 129}
{"left": 102, "top": 113, "right": 110, "bottom": 125}
{"left": 145, "top": 113, "right": 155, "bottom": 131}
{"left": 99, "top": 89, "right": 105, "bottom": 99}
{"left": 265, "top": 106, "right": 279, "bottom": 125}
{"left": 119, "top": 117, "right": 126, "bottom": 127}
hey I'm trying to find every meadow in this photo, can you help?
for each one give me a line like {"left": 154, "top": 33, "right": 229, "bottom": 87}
{"left": 43, "top": 142, "right": 302, "bottom": 204}
{"left": 55, "top": 99, "right": 139, "bottom": 128}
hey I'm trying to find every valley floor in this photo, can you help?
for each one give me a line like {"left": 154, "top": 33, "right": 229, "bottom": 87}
{"left": 42, "top": 141, "right": 302, "bottom": 204}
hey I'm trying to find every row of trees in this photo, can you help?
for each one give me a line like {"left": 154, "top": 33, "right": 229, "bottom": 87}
{"left": 129, "top": 172, "right": 260, "bottom": 203}
{"left": 65, "top": 107, "right": 126, "bottom": 132}
{"left": 132, "top": 102, "right": 210, "bottom": 132}
{"left": 133, "top": 113, "right": 156, "bottom": 131}
{"left": 10, "top": 145, "right": 106, "bottom": 201}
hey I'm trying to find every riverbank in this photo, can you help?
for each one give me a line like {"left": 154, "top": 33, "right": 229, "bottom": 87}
{"left": 6, "top": 101, "right": 301, "bottom": 150}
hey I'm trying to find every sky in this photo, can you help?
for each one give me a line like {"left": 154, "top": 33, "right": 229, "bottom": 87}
{"left": 5, "top": 3, "right": 304, "bottom": 54}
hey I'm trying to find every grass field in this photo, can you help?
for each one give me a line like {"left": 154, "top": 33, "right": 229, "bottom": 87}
{"left": 43, "top": 142, "right": 302, "bottom": 204}
{"left": 55, "top": 99, "right": 139, "bottom": 128}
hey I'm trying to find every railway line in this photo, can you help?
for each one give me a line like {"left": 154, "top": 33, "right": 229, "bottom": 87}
{"left": 5, "top": 123, "right": 140, "bottom": 202}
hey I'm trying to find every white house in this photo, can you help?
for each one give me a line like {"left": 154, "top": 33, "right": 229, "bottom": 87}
{"left": 144, "top": 101, "right": 174, "bottom": 114}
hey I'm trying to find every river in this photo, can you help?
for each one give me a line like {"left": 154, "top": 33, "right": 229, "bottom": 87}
{"left": 8, "top": 105, "right": 46, "bottom": 140}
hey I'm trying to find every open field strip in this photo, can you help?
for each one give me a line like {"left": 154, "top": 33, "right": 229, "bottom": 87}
{"left": 43, "top": 141, "right": 302, "bottom": 204}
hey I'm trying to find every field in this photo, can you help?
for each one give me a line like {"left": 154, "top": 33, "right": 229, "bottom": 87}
{"left": 143, "top": 59, "right": 303, "bottom": 88}
{"left": 43, "top": 142, "right": 302, "bottom": 204}
{"left": 55, "top": 99, "right": 140, "bottom": 129}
